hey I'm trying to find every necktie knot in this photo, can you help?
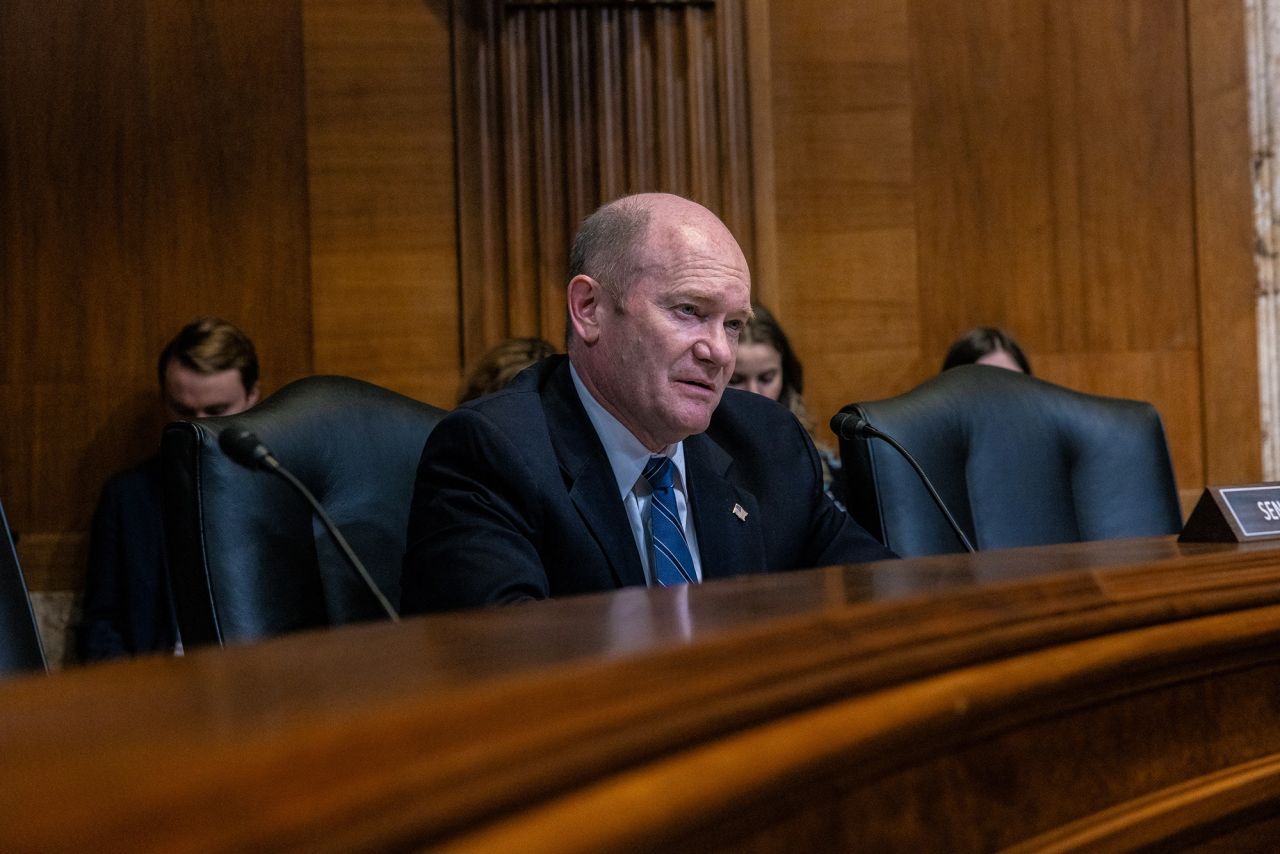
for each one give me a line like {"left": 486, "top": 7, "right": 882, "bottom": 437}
{"left": 643, "top": 455, "right": 674, "bottom": 491}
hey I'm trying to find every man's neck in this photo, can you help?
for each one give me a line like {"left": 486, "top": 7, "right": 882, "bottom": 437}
{"left": 567, "top": 359, "right": 669, "bottom": 454}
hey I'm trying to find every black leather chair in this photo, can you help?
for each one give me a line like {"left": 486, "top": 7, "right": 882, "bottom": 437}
{"left": 0, "top": 495, "right": 47, "bottom": 677}
{"left": 838, "top": 364, "right": 1182, "bottom": 557}
{"left": 162, "top": 375, "right": 446, "bottom": 647}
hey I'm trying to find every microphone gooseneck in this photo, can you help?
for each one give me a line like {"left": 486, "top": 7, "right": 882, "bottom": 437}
{"left": 831, "top": 409, "right": 977, "bottom": 554}
{"left": 216, "top": 427, "right": 400, "bottom": 622}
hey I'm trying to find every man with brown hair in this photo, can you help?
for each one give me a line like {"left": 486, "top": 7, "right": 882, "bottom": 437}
{"left": 79, "top": 317, "right": 259, "bottom": 661}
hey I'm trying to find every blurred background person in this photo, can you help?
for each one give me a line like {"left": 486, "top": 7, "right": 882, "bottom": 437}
{"left": 78, "top": 317, "right": 260, "bottom": 661}
{"left": 941, "top": 326, "right": 1031, "bottom": 374}
{"left": 458, "top": 337, "right": 557, "bottom": 404}
{"left": 729, "top": 303, "right": 845, "bottom": 507}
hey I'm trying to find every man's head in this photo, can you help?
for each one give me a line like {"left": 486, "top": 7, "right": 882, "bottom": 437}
{"left": 157, "top": 317, "right": 260, "bottom": 420}
{"left": 566, "top": 193, "right": 752, "bottom": 452}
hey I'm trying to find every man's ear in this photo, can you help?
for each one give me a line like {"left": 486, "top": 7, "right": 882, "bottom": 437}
{"left": 246, "top": 383, "right": 260, "bottom": 408}
{"left": 567, "top": 274, "right": 605, "bottom": 345}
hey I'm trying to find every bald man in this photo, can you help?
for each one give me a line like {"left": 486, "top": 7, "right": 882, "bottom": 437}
{"left": 401, "top": 194, "right": 893, "bottom": 613}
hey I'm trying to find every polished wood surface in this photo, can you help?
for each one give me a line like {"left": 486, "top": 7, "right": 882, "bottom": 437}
{"left": 6, "top": 537, "right": 1280, "bottom": 850}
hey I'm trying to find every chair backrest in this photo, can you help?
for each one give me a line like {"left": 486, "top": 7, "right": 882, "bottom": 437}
{"left": 0, "top": 495, "right": 47, "bottom": 677}
{"left": 162, "top": 375, "right": 446, "bottom": 647}
{"left": 839, "top": 365, "right": 1182, "bottom": 557}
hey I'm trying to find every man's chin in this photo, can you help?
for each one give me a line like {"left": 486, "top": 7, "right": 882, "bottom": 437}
{"left": 668, "top": 409, "right": 716, "bottom": 442}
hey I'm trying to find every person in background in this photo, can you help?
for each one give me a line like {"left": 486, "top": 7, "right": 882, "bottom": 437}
{"left": 458, "top": 337, "right": 557, "bottom": 404}
{"left": 78, "top": 317, "right": 260, "bottom": 661}
{"left": 941, "top": 326, "right": 1031, "bottom": 374}
{"left": 402, "top": 193, "right": 893, "bottom": 614}
{"left": 728, "top": 303, "right": 845, "bottom": 508}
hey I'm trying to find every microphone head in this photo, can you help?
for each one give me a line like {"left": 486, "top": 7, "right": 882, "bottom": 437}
{"left": 830, "top": 409, "right": 873, "bottom": 441}
{"left": 218, "top": 428, "right": 274, "bottom": 470}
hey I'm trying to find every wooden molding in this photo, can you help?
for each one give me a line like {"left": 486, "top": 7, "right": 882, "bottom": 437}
{"left": 451, "top": 0, "right": 759, "bottom": 365}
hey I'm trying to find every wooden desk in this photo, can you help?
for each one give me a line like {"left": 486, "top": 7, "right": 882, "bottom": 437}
{"left": 6, "top": 537, "right": 1280, "bottom": 851}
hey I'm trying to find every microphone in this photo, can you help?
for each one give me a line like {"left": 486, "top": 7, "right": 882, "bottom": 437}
{"left": 218, "top": 428, "right": 280, "bottom": 471}
{"left": 831, "top": 409, "right": 977, "bottom": 554}
{"left": 217, "top": 428, "right": 400, "bottom": 622}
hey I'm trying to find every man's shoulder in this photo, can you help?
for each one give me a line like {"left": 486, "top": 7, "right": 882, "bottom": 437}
{"left": 448, "top": 356, "right": 563, "bottom": 428}
{"left": 426, "top": 357, "right": 573, "bottom": 463}
{"left": 92, "top": 456, "right": 164, "bottom": 530}
{"left": 700, "top": 389, "right": 813, "bottom": 477}
{"left": 710, "top": 388, "right": 802, "bottom": 435}
{"left": 100, "top": 456, "right": 162, "bottom": 499}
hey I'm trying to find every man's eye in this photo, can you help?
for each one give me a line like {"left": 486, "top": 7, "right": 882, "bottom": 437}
{"left": 760, "top": 371, "right": 777, "bottom": 384}
{"left": 677, "top": 304, "right": 698, "bottom": 316}
{"left": 726, "top": 319, "right": 744, "bottom": 333}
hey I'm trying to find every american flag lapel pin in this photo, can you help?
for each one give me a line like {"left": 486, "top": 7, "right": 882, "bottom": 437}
{"left": 732, "top": 503, "right": 748, "bottom": 522}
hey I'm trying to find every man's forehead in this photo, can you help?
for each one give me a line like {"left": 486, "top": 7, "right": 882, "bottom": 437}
{"left": 631, "top": 203, "right": 751, "bottom": 301}
{"left": 651, "top": 215, "right": 739, "bottom": 256}
{"left": 164, "top": 364, "right": 245, "bottom": 396}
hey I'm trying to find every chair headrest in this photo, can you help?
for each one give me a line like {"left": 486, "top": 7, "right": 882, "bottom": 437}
{"left": 839, "top": 365, "right": 1181, "bottom": 555}
{"left": 162, "top": 375, "right": 448, "bottom": 646}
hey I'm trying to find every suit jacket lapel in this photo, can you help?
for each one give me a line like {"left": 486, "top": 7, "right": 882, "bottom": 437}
{"left": 542, "top": 360, "right": 647, "bottom": 588}
{"left": 684, "top": 433, "right": 766, "bottom": 579}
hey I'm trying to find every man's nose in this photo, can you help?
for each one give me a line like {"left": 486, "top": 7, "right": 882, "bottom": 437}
{"left": 693, "top": 325, "right": 733, "bottom": 366}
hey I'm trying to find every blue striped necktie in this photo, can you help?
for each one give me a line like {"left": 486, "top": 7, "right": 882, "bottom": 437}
{"left": 643, "top": 456, "right": 696, "bottom": 586}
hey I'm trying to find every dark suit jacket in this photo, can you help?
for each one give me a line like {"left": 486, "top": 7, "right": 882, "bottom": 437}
{"left": 401, "top": 356, "right": 894, "bottom": 613}
{"left": 78, "top": 456, "right": 176, "bottom": 660}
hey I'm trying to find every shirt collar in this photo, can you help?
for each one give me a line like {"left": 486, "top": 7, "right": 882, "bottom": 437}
{"left": 570, "top": 363, "right": 687, "bottom": 499}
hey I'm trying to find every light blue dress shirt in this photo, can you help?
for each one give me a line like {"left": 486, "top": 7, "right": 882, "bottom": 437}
{"left": 570, "top": 364, "right": 704, "bottom": 584}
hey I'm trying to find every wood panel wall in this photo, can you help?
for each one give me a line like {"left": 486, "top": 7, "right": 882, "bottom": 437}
{"left": 303, "top": 0, "right": 459, "bottom": 403}
{"left": 768, "top": 0, "right": 1259, "bottom": 494}
{"left": 0, "top": 0, "right": 1260, "bottom": 662}
{"left": 1189, "top": 0, "right": 1261, "bottom": 486}
{"left": 0, "top": 1, "right": 312, "bottom": 599}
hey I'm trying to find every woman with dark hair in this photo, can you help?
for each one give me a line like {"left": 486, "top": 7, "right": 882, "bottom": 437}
{"left": 941, "top": 326, "right": 1031, "bottom": 374}
{"left": 729, "top": 304, "right": 845, "bottom": 506}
